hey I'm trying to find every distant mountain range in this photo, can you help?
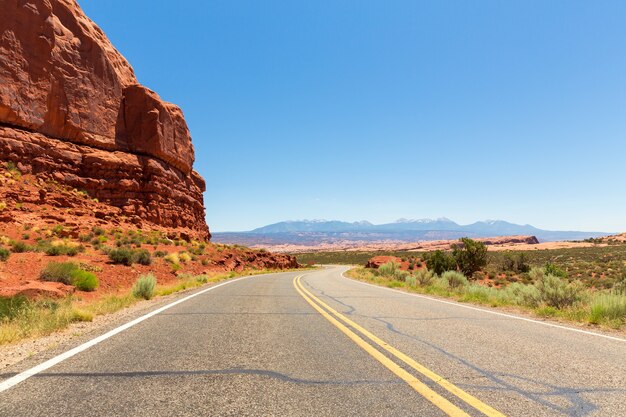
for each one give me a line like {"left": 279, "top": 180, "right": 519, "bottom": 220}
{"left": 212, "top": 218, "right": 612, "bottom": 247}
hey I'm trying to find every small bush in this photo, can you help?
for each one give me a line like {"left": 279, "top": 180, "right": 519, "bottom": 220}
{"left": 0, "top": 248, "right": 9, "bottom": 262}
{"left": 433, "top": 275, "right": 451, "bottom": 290}
{"left": 405, "top": 275, "right": 417, "bottom": 287}
{"left": 378, "top": 261, "right": 400, "bottom": 277}
{"left": 10, "top": 241, "right": 32, "bottom": 253}
{"left": 164, "top": 253, "right": 180, "bottom": 265}
{"left": 154, "top": 250, "right": 168, "bottom": 258}
{"left": 614, "top": 272, "right": 626, "bottom": 295}
{"left": 460, "top": 285, "right": 499, "bottom": 304}
{"left": 394, "top": 270, "right": 410, "bottom": 282}
{"left": 70, "top": 270, "right": 98, "bottom": 291}
{"left": 179, "top": 252, "right": 192, "bottom": 263}
{"left": 108, "top": 248, "right": 135, "bottom": 266}
{"left": 44, "top": 243, "right": 81, "bottom": 257}
{"left": 502, "top": 254, "right": 516, "bottom": 271}
{"left": 415, "top": 269, "right": 435, "bottom": 286}
{"left": 516, "top": 253, "right": 531, "bottom": 273}
{"left": 133, "top": 249, "right": 152, "bottom": 266}
{"left": 535, "top": 272, "right": 582, "bottom": 309}
{"left": 504, "top": 282, "right": 541, "bottom": 307}
{"left": 588, "top": 293, "right": 626, "bottom": 325}
{"left": 452, "top": 238, "right": 487, "bottom": 278}
{"left": 133, "top": 274, "right": 156, "bottom": 300}
{"left": 40, "top": 262, "right": 79, "bottom": 284}
{"left": 78, "top": 233, "right": 93, "bottom": 243}
{"left": 187, "top": 245, "right": 205, "bottom": 256}
{"left": 545, "top": 263, "right": 567, "bottom": 278}
{"left": 424, "top": 250, "right": 456, "bottom": 275}
{"left": 0, "top": 295, "right": 30, "bottom": 320}
{"left": 196, "top": 275, "right": 209, "bottom": 284}
{"left": 442, "top": 271, "right": 468, "bottom": 288}
{"left": 51, "top": 225, "right": 64, "bottom": 236}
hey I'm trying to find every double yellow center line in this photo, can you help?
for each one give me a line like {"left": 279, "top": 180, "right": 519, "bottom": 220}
{"left": 293, "top": 275, "right": 506, "bottom": 417}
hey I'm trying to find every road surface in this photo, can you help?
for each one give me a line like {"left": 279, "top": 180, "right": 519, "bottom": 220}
{"left": 1, "top": 266, "right": 624, "bottom": 416}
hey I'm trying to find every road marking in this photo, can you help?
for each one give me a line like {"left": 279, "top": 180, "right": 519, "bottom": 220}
{"left": 0, "top": 273, "right": 272, "bottom": 393}
{"left": 292, "top": 276, "right": 471, "bottom": 417}
{"left": 341, "top": 270, "right": 626, "bottom": 343}
{"left": 296, "top": 274, "right": 507, "bottom": 417}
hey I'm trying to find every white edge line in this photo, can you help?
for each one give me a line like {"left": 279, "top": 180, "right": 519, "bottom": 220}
{"left": 339, "top": 269, "right": 626, "bottom": 343}
{"left": 0, "top": 272, "right": 290, "bottom": 393}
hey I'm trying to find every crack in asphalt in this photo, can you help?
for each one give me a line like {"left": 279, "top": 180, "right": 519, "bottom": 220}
{"left": 303, "top": 280, "right": 621, "bottom": 417}
{"left": 0, "top": 368, "right": 402, "bottom": 386}
{"left": 368, "top": 315, "right": 613, "bottom": 416}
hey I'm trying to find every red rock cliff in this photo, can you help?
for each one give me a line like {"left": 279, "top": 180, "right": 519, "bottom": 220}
{"left": 0, "top": 0, "right": 209, "bottom": 239}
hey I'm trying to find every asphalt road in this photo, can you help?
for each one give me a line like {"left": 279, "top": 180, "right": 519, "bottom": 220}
{"left": 1, "top": 266, "right": 624, "bottom": 416}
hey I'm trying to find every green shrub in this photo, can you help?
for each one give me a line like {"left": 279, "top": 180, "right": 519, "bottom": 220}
{"left": 516, "top": 253, "right": 531, "bottom": 273}
{"left": 70, "top": 270, "right": 98, "bottom": 291}
{"left": 132, "top": 274, "right": 156, "bottom": 300}
{"left": 502, "top": 253, "right": 531, "bottom": 273}
{"left": 10, "top": 241, "right": 31, "bottom": 253}
{"left": 452, "top": 238, "right": 487, "bottom": 277}
{"left": 0, "top": 295, "right": 30, "bottom": 320}
{"left": 0, "top": 248, "right": 9, "bottom": 262}
{"left": 44, "top": 244, "right": 81, "bottom": 257}
{"left": 415, "top": 269, "right": 435, "bottom": 286}
{"left": 442, "top": 271, "right": 468, "bottom": 288}
{"left": 154, "top": 250, "right": 168, "bottom": 258}
{"left": 40, "top": 262, "right": 79, "bottom": 285}
{"left": 78, "top": 233, "right": 93, "bottom": 243}
{"left": 187, "top": 245, "right": 205, "bottom": 255}
{"left": 504, "top": 282, "right": 541, "bottom": 307}
{"left": 433, "top": 275, "right": 451, "bottom": 290}
{"left": 544, "top": 263, "right": 567, "bottom": 278}
{"left": 378, "top": 261, "right": 400, "bottom": 277}
{"left": 502, "top": 254, "right": 516, "bottom": 271}
{"left": 588, "top": 293, "right": 626, "bottom": 325}
{"left": 614, "top": 271, "right": 626, "bottom": 295}
{"left": 535, "top": 272, "right": 582, "bottom": 309}
{"left": 424, "top": 250, "right": 456, "bottom": 275}
{"left": 460, "top": 285, "right": 498, "bottom": 303}
{"left": 133, "top": 249, "right": 152, "bottom": 266}
{"left": 108, "top": 248, "right": 135, "bottom": 266}
{"left": 405, "top": 275, "right": 417, "bottom": 287}
{"left": 394, "top": 270, "right": 410, "bottom": 282}
{"left": 164, "top": 253, "right": 180, "bottom": 265}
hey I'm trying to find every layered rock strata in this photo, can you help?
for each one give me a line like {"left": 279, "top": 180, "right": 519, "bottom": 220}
{"left": 0, "top": 0, "right": 209, "bottom": 239}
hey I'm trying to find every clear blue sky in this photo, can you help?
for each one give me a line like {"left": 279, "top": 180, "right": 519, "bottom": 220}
{"left": 81, "top": 1, "right": 626, "bottom": 233}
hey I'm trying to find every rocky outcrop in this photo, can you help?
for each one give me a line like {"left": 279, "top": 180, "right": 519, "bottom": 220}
{"left": 365, "top": 256, "right": 404, "bottom": 269}
{"left": 0, "top": 127, "right": 207, "bottom": 234}
{"left": 0, "top": 0, "right": 209, "bottom": 239}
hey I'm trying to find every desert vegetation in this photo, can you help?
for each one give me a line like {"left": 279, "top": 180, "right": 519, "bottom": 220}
{"left": 0, "top": 210, "right": 300, "bottom": 345}
{"left": 0, "top": 266, "right": 304, "bottom": 345}
{"left": 339, "top": 238, "right": 625, "bottom": 331}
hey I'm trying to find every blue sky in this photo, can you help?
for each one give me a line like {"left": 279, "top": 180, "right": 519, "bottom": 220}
{"left": 81, "top": 1, "right": 626, "bottom": 233}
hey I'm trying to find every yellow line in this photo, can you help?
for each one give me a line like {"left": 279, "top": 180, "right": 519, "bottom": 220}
{"left": 295, "top": 275, "right": 507, "bottom": 417}
{"left": 292, "top": 276, "right": 471, "bottom": 417}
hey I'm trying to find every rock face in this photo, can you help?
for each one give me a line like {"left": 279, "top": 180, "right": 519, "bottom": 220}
{"left": 0, "top": 0, "right": 209, "bottom": 239}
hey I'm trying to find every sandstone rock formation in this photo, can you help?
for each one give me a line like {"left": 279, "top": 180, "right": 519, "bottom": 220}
{"left": 365, "top": 256, "right": 404, "bottom": 269}
{"left": 0, "top": 0, "right": 209, "bottom": 239}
